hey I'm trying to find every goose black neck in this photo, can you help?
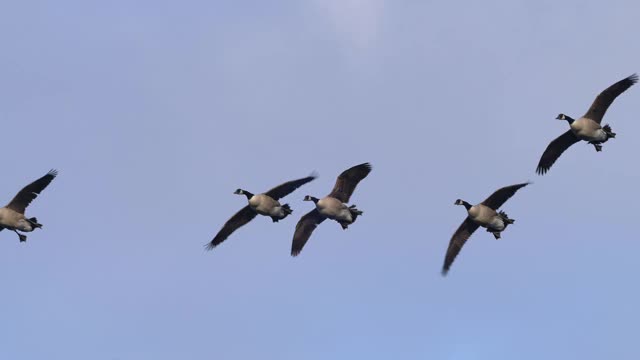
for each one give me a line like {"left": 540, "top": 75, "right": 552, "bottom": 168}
{"left": 309, "top": 196, "right": 319, "bottom": 204}
{"left": 461, "top": 201, "right": 472, "bottom": 210}
{"left": 241, "top": 190, "right": 254, "bottom": 199}
{"left": 563, "top": 115, "right": 575, "bottom": 125}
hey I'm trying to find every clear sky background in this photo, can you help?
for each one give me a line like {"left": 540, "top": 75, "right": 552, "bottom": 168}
{"left": 1, "top": 1, "right": 639, "bottom": 359}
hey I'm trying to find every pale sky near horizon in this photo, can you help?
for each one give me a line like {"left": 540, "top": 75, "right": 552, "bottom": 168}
{"left": 1, "top": 1, "right": 640, "bottom": 359}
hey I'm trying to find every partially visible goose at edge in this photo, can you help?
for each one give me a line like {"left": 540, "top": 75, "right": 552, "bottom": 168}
{"left": 0, "top": 169, "right": 58, "bottom": 242}
{"left": 536, "top": 73, "right": 638, "bottom": 175}
{"left": 206, "top": 174, "right": 316, "bottom": 250}
{"left": 291, "top": 162, "right": 371, "bottom": 256}
{"left": 442, "top": 182, "right": 529, "bottom": 276}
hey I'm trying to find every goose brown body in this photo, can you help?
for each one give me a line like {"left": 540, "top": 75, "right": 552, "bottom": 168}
{"left": 467, "top": 204, "right": 505, "bottom": 231}
{"left": 248, "top": 194, "right": 287, "bottom": 218}
{"left": 316, "top": 197, "right": 354, "bottom": 223}
{"left": 0, "top": 209, "right": 36, "bottom": 231}
{"left": 569, "top": 118, "right": 608, "bottom": 142}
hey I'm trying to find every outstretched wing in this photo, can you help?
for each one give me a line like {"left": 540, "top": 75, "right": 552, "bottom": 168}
{"left": 536, "top": 130, "right": 580, "bottom": 175}
{"left": 7, "top": 169, "right": 58, "bottom": 214}
{"left": 481, "top": 182, "right": 530, "bottom": 210}
{"left": 328, "top": 163, "right": 372, "bottom": 203}
{"left": 291, "top": 209, "right": 326, "bottom": 256}
{"left": 583, "top": 73, "right": 638, "bottom": 124}
{"left": 264, "top": 174, "right": 317, "bottom": 201}
{"left": 206, "top": 206, "right": 257, "bottom": 250}
{"left": 442, "top": 217, "right": 480, "bottom": 275}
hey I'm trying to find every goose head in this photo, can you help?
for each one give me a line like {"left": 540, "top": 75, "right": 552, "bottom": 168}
{"left": 454, "top": 199, "right": 472, "bottom": 210}
{"left": 234, "top": 189, "right": 254, "bottom": 199}
{"left": 303, "top": 195, "right": 320, "bottom": 204}
{"left": 556, "top": 113, "right": 575, "bottom": 124}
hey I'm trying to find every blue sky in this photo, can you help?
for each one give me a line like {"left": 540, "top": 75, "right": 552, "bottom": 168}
{"left": 1, "top": 1, "right": 639, "bottom": 359}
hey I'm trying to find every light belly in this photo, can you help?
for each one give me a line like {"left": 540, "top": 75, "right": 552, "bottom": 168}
{"left": 249, "top": 195, "right": 282, "bottom": 216}
{"left": 487, "top": 217, "right": 505, "bottom": 231}
{"left": 256, "top": 207, "right": 283, "bottom": 217}
{"left": 574, "top": 129, "right": 607, "bottom": 141}
{"left": 0, "top": 208, "right": 30, "bottom": 231}
{"left": 317, "top": 198, "right": 352, "bottom": 222}
{"left": 319, "top": 207, "right": 352, "bottom": 222}
{"left": 468, "top": 205, "right": 497, "bottom": 228}
{"left": 571, "top": 119, "right": 606, "bottom": 141}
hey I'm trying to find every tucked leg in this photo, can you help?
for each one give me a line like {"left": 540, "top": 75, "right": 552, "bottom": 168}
{"left": 14, "top": 230, "right": 27, "bottom": 242}
{"left": 589, "top": 142, "right": 603, "bottom": 152}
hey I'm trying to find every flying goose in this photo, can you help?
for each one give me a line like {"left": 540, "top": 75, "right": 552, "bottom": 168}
{"left": 291, "top": 162, "right": 372, "bottom": 256}
{"left": 536, "top": 74, "right": 638, "bottom": 175}
{"left": 206, "top": 174, "right": 316, "bottom": 250}
{"left": 0, "top": 169, "right": 58, "bottom": 242}
{"left": 442, "top": 182, "right": 529, "bottom": 275}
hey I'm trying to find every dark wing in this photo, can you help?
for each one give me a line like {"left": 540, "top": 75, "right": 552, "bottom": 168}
{"left": 481, "top": 182, "right": 530, "bottom": 210}
{"left": 6, "top": 169, "right": 58, "bottom": 214}
{"left": 583, "top": 73, "right": 638, "bottom": 123}
{"left": 442, "top": 217, "right": 480, "bottom": 275}
{"left": 536, "top": 130, "right": 580, "bottom": 175}
{"left": 291, "top": 209, "right": 326, "bottom": 256}
{"left": 327, "top": 163, "right": 372, "bottom": 203}
{"left": 264, "top": 174, "right": 317, "bottom": 201}
{"left": 206, "top": 206, "right": 257, "bottom": 250}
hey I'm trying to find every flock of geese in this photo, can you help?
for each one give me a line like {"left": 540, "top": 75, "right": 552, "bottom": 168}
{"left": 1, "top": 74, "right": 636, "bottom": 275}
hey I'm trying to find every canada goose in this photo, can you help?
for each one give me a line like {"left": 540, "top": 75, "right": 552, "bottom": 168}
{"left": 291, "top": 162, "right": 371, "bottom": 256}
{"left": 206, "top": 174, "right": 316, "bottom": 250}
{"left": 0, "top": 169, "right": 58, "bottom": 242}
{"left": 536, "top": 74, "right": 638, "bottom": 175}
{"left": 442, "top": 182, "right": 529, "bottom": 275}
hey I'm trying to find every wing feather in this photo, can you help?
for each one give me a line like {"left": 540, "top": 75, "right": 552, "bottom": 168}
{"left": 328, "top": 163, "right": 371, "bottom": 203}
{"left": 206, "top": 206, "right": 257, "bottom": 250}
{"left": 536, "top": 130, "right": 580, "bottom": 175}
{"left": 442, "top": 218, "right": 480, "bottom": 275}
{"left": 583, "top": 73, "right": 638, "bottom": 124}
{"left": 291, "top": 209, "right": 326, "bottom": 256}
{"left": 481, "top": 182, "right": 530, "bottom": 210}
{"left": 264, "top": 174, "right": 316, "bottom": 201}
{"left": 7, "top": 169, "right": 58, "bottom": 214}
